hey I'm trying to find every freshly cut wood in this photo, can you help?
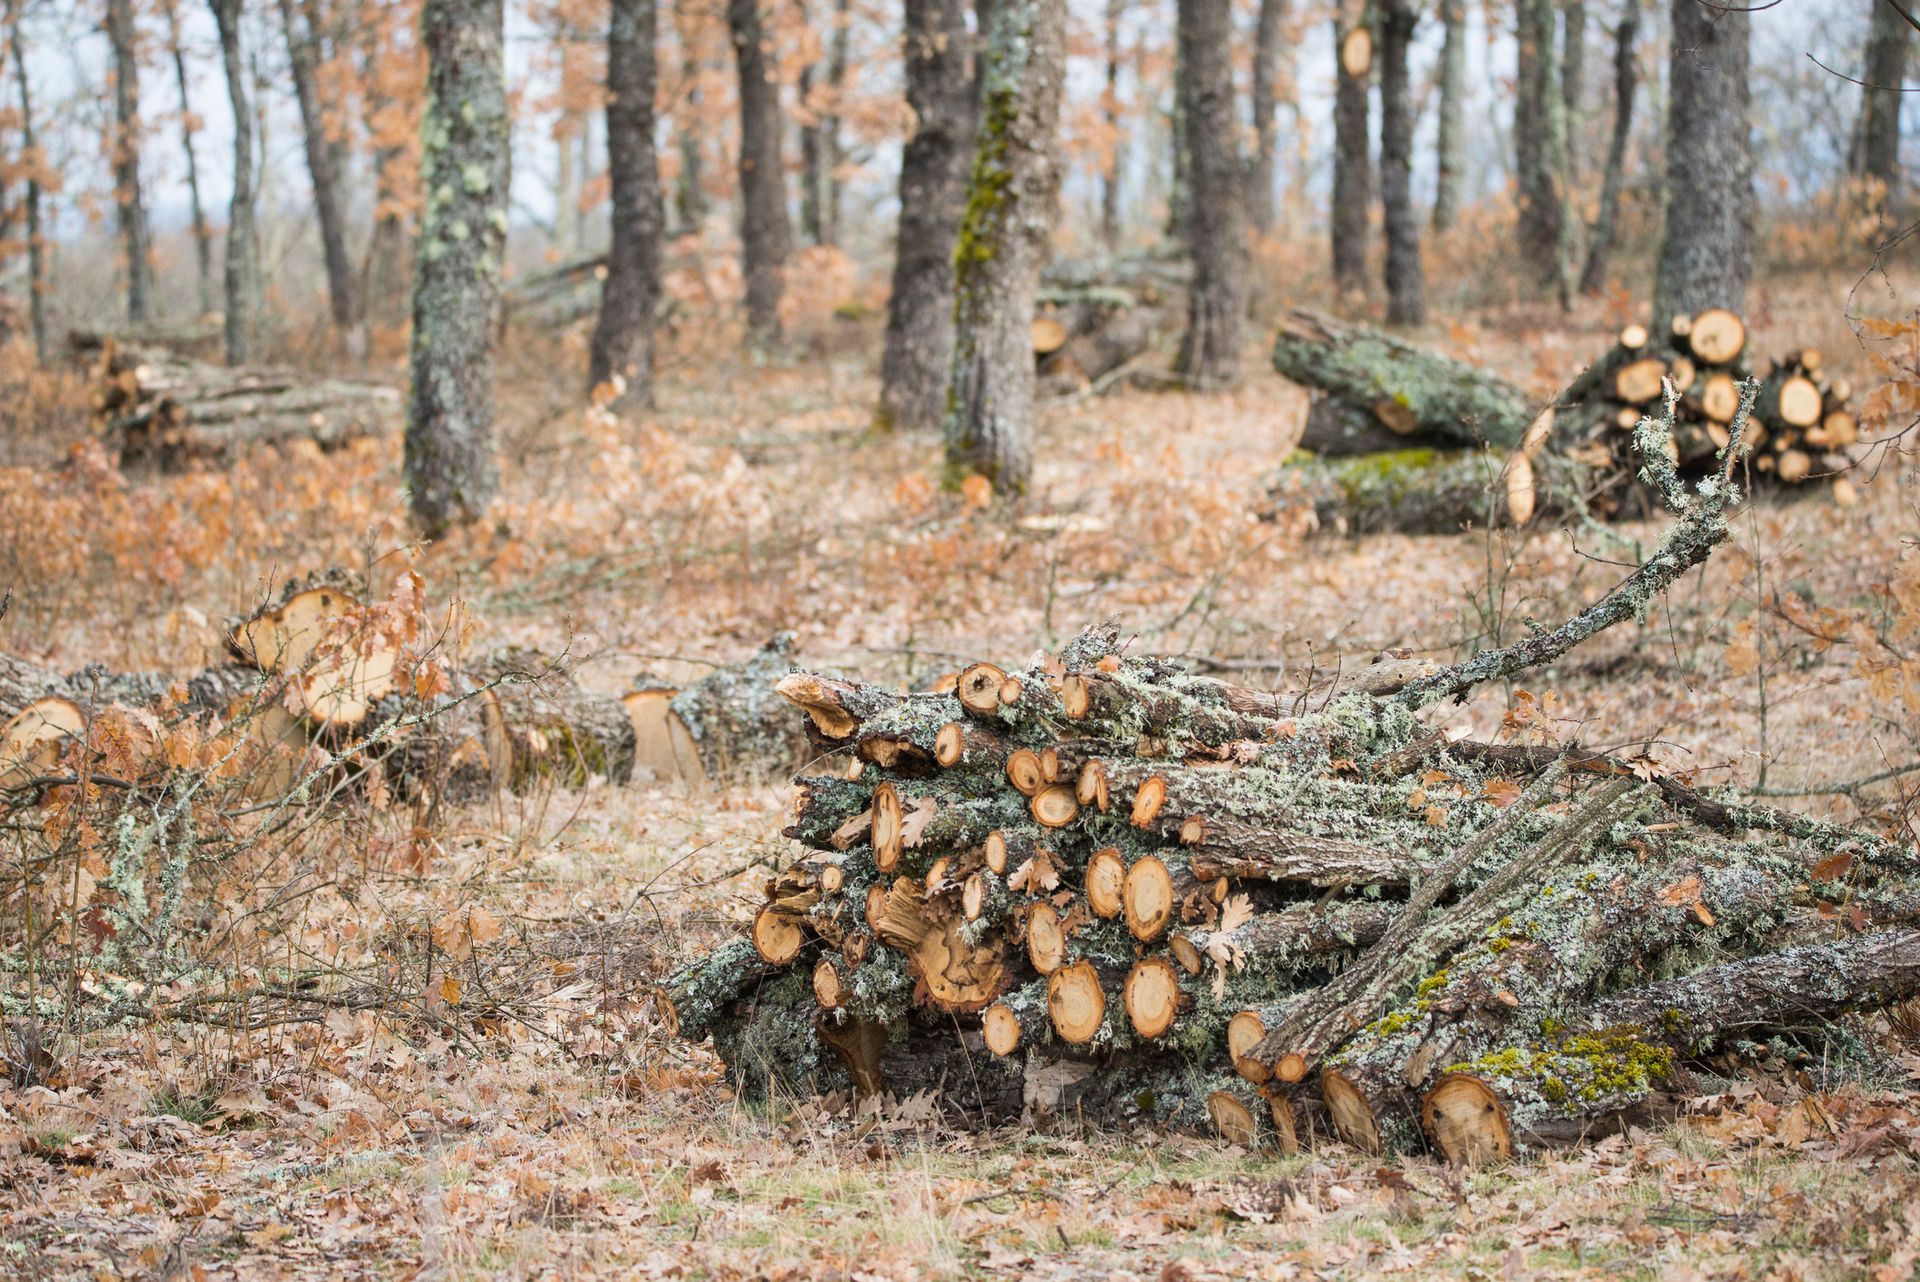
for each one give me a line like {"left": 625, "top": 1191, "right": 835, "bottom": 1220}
{"left": 1822, "top": 411, "right": 1858, "bottom": 446}
{"left": 752, "top": 908, "right": 806, "bottom": 965}
{"left": 1759, "top": 373, "right": 1823, "bottom": 429}
{"left": 1619, "top": 323, "right": 1648, "bottom": 349}
{"left": 812, "top": 957, "right": 843, "bottom": 1009}
{"left": 910, "top": 919, "right": 1008, "bottom": 1012}
{"left": 1086, "top": 846, "right": 1126, "bottom": 918}
{"left": 955, "top": 663, "right": 1009, "bottom": 715}
{"left": 1030, "top": 785, "right": 1079, "bottom": 828}
{"left": 1207, "top": 1089, "right": 1261, "bottom": 1146}
{"left": 774, "top": 671, "right": 901, "bottom": 742}
{"left": 1776, "top": 449, "right": 1812, "bottom": 483}
{"left": 982, "top": 1001, "right": 1032, "bottom": 1055}
{"left": 1026, "top": 901, "right": 1067, "bottom": 974}
{"left": 1613, "top": 357, "right": 1667, "bottom": 404}
{"left": 875, "top": 876, "right": 930, "bottom": 949}
{"left": 1123, "top": 958, "right": 1183, "bottom": 1038}
{"left": 1123, "top": 855, "right": 1175, "bottom": 941}
{"left": 1687, "top": 307, "right": 1746, "bottom": 364}
{"left": 935, "top": 721, "right": 1001, "bottom": 768}
{"left": 1339, "top": 24, "right": 1372, "bottom": 76}
{"left": 1228, "top": 1010, "right": 1271, "bottom": 1082}
{"left": 1130, "top": 774, "right": 1168, "bottom": 827}
{"left": 1698, "top": 372, "right": 1740, "bottom": 423}
{"left": 1420, "top": 1073, "right": 1512, "bottom": 1166}
{"left": 1031, "top": 314, "right": 1070, "bottom": 355}
{"left": 872, "top": 782, "right": 904, "bottom": 871}
{"left": 623, "top": 687, "right": 706, "bottom": 785}
{"left": 0, "top": 696, "right": 84, "bottom": 788}
{"left": 1047, "top": 960, "right": 1107, "bottom": 1043}
{"left": 1005, "top": 749, "right": 1046, "bottom": 795}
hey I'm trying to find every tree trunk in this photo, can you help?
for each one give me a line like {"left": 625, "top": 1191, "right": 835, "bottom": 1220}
{"left": 588, "top": 0, "right": 665, "bottom": 408}
{"left": 1330, "top": 10, "right": 1371, "bottom": 294}
{"left": 1514, "top": 0, "right": 1569, "bottom": 300}
{"left": 1578, "top": 1, "right": 1639, "bottom": 296}
{"left": 728, "top": 0, "right": 792, "bottom": 345}
{"left": 824, "top": 0, "right": 850, "bottom": 245}
{"left": 1101, "top": 0, "right": 1125, "bottom": 246}
{"left": 9, "top": 10, "right": 46, "bottom": 362}
{"left": 1175, "top": 0, "right": 1247, "bottom": 386}
{"left": 673, "top": 0, "right": 710, "bottom": 231}
{"left": 357, "top": 5, "right": 413, "bottom": 328}
{"left": 107, "top": 0, "right": 154, "bottom": 325}
{"left": 1165, "top": 36, "right": 1189, "bottom": 240}
{"left": 1430, "top": 0, "right": 1466, "bottom": 231}
{"left": 405, "top": 0, "right": 508, "bottom": 536}
{"left": 161, "top": 0, "right": 214, "bottom": 318}
{"left": 1378, "top": 0, "right": 1424, "bottom": 327}
{"left": 279, "top": 0, "right": 364, "bottom": 354}
{"left": 799, "top": 46, "right": 824, "bottom": 244}
{"left": 1247, "top": 0, "right": 1285, "bottom": 233}
{"left": 877, "top": 0, "right": 974, "bottom": 432}
{"left": 1562, "top": 0, "right": 1586, "bottom": 178}
{"left": 1651, "top": 0, "right": 1752, "bottom": 328}
{"left": 1851, "top": 0, "right": 1910, "bottom": 197}
{"left": 211, "top": 0, "right": 258, "bottom": 368}
{"left": 942, "top": 0, "right": 1067, "bottom": 493}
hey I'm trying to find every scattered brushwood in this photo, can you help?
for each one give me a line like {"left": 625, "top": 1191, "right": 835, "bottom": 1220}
{"left": 1033, "top": 254, "right": 1188, "bottom": 398}
{"left": 667, "top": 410, "right": 1920, "bottom": 1161}
{"left": 1271, "top": 308, "right": 1862, "bottom": 535}
{"left": 76, "top": 334, "right": 401, "bottom": 470}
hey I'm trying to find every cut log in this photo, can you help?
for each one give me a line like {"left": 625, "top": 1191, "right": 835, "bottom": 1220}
{"left": 1270, "top": 309, "right": 1537, "bottom": 450}
{"left": 1047, "top": 959, "right": 1108, "bottom": 1044}
{"left": 1687, "top": 308, "right": 1746, "bottom": 364}
{"left": 623, "top": 687, "right": 706, "bottom": 786}
{"left": 1123, "top": 957, "right": 1185, "bottom": 1038}
{"left": 1613, "top": 357, "right": 1668, "bottom": 404}
{"left": 1339, "top": 24, "right": 1372, "bottom": 76}
{"left": 666, "top": 636, "right": 810, "bottom": 780}
{"left": 1757, "top": 372, "right": 1823, "bottom": 431}
{"left": 466, "top": 650, "right": 637, "bottom": 788}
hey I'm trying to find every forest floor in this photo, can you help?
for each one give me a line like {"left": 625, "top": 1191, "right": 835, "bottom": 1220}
{"left": 3, "top": 268, "right": 1920, "bottom": 1279}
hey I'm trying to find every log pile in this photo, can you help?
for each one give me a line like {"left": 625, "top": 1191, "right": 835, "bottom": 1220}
{"left": 1270, "top": 307, "right": 1863, "bottom": 535}
{"left": 74, "top": 334, "right": 401, "bottom": 470}
{"left": 1033, "top": 254, "right": 1189, "bottom": 398}
{"left": 667, "top": 418, "right": 1920, "bottom": 1160}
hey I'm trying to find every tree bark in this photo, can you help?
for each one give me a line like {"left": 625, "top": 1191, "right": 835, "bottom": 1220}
{"left": 941, "top": 0, "right": 1067, "bottom": 493}
{"left": 1330, "top": 9, "right": 1371, "bottom": 294}
{"left": 9, "top": 3, "right": 46, "bottom": 362}
{"left": 1562, "top": 0, "right": 1586, "bottom": 178}
{"left": 1651, "top": 0, "right": 1752, "bottom": 327}
{"left": 1247, "top": 0, "right": 1285, "bottom": 233}
{"left": 211, "top": 0, "right": 258, "bottom": 368}
{"left": 1378, "top": 0, "right": 1424, "bottom": 327}
{"left": 877, "top": 0, "right": 974, "bottom": 432}
{"left": 1165, "top": 36, "right": 1189, "bottom": 240}
{"left": 1514, "top": 0, "right": 1570, "bottom": 301}
{"left": 106, "top": 0, "right": 154, "bottom": 325}
{"left": 1432, "top": 0, "right": 1465, "bottom": 230}
{"left": 1578, "top": 0, "right": 1639, "bottom": 296}
{"left": 279, "top": 0, "right": 364, "bottom": 354}
{"left": 588, "top": 0, "right": 665, "bottom": 408}
{"left": 672, "top": 0, "right": 710, "bottom": 231}
{"left": 1101, "top": 0, "right": 1126, "bottom": 246}
{"left": 824, "top": 0, "right": 850, "bottom": 245}
{"left": 1851, "top": 0, "right": 1911, "bottom": 197}
{"left": 161, "top": 0, "right": 214, "bottom": 318}
{"left": 728, "top": 0, "right": 792, "bottom": 345}
{"left": 405, "top": 0, "right": 508, "bottom": 536}
{"left": 357, "top": 4, "right": 413, "bottom": 327}
{"left": 1175, "top": 0, "right": 1247, "bottom": 386}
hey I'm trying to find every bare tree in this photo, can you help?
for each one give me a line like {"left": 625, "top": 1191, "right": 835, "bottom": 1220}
{"left": 1851, "top": 0, "right": 1912, "bottom": 199}
{"left": 1432, "top": 0, "right": 1465, "bottom": 230}
{"left": 1331, "top": 8, "right": 1371, "bottom": 294}
{"left": 106, "top": 0, "right": 155, "bottom": 323}
{"left": 1579, "top": 0, "right": 1639, "bottom": 295}
{"left": 728, "top": 0, "right": 792, "bottom": 345}
{"left": 877, "top": 0, "right": 973, "bottom": 431}
{"left": 8, "top": 0, "right": 45, "bottom": 360}
{"left": 943, "top": 0, "right": 1067, "bottom": 493}
{"left": 673, "top": 0, "right": 709, "bottom": 230}
{"left": 1101, "top": 0, "right": 1125, "bottom": 245}
{"left": 588, "top": 0, "right": 665, "bottom": 407}
{"left": 406, "top": 0, "right": 509, "bottom": 536}
{"left": 1563, "top": 0, "right": 1586, "bottom": 178}
{"left": 357, "top": 9, "right": 411, "bottom": 327}
{"left": 1247, "top": 0, "right": 1286, "bottom": 233}
{"left": 280, "top": 0, "right": 364, "bottom": 354}
{"left": 1515, "top": 0, "right": 1570, "bottom": 300}
{"left": 1652, "top": 0, "right": 1752, "bottom": 325}
{"left": 160, "top": 0, "right": 213, "bottom": 317}
{"left": 1175, "top": 0, "right": 1246, "bottom": 384}
{"left": 1379, "top": 0, "right": 1424, "bottom": 325}
{"left": 210, "top": 0, "right": 257, "bottom": 366}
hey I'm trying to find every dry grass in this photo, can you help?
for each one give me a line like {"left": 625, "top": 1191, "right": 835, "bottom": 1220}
{"left": 3, "top": 254, "right": 1920, "bottom": 1278}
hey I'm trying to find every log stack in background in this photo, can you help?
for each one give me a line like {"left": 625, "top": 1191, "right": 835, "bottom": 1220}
{"left": 1270, "top": 307, "right": 1864, "bottom": 535}
{"left": 665, "top": 622, "right": 1920, "bottom": 1160}
{"left": 70, "top": 332, "right": 401, "bottom": 471}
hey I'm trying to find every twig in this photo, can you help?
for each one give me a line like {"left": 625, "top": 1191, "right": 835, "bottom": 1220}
{"left": 1391, "top": 381, "right": 1756, "bottom": 710}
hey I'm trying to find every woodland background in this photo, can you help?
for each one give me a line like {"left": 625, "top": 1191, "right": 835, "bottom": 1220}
{"left": 1, "top": 0, "right": 1920, "bottom": 1279}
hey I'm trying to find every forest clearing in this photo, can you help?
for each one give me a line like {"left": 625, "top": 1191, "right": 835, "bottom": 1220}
{"left": 4, "top": 0, "right": 1920, "bottom": 1278}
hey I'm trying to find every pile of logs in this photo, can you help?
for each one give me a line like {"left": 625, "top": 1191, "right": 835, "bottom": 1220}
{"left": 1270, "top": 307, "right": 1863, "bottom": 535}
{"left": 666, "top": 417, "right": 1920, "bottom": 1160}
{"left": 1033, "top": 254, "right": 1189, "bottom": 398}
{"left": 1, "top": 576, "right": 804, "bottom": 805}
{"left": 70, "top": 332, "right": 401, "bottom": 470}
